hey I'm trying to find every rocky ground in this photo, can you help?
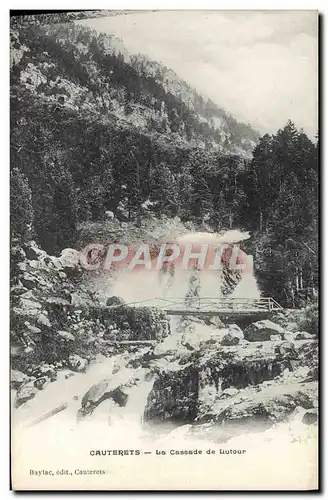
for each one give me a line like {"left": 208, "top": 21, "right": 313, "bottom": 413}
{"left": 10, "top": 239, "right": 169, "bottom": 410}
{"left": 139, "top": 315, "right": 318, "bottom": 440}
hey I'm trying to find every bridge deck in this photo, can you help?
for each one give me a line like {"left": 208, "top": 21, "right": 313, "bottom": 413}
{"left": 163, "top": 309, "right": 274, "bottom": 317}
{"left": 124, "top": 297, "right": 283, "bottom": 317}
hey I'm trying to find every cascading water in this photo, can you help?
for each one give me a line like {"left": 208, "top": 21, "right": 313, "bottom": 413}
{"left": 13, "top": 229, "right": 260, "bottom": 432}
{"left": 110, "top": 229, "right": 261, "bottom": 305}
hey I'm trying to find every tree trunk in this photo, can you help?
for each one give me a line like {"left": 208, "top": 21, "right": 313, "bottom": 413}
{"left": 259, "top": 209, "right": 263, "bottom": 231}
{"left": 299, "top": 268, "right": 303, "bottom": 290}
{"left": 295, "top": 268, "right": 299, "bottom": 292}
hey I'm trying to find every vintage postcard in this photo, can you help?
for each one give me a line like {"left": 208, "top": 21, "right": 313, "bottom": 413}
{"left": 10, "top": 10, "right": 319, "bottom": 491}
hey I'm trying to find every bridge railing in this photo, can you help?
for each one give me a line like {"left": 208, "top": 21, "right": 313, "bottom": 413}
{"left": 124, "top": 296, "right": 283, "bottom": 312}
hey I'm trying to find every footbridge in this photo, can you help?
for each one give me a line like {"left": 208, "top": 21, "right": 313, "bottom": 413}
{"left": 120, "top": 297, "right": 283, "bottom": 323}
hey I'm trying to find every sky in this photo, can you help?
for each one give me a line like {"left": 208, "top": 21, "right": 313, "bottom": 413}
{"left": 79, "top": 10, "right": 318, "bottom": 137}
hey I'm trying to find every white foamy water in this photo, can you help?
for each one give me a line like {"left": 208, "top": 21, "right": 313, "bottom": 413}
{"left": 110, "top": 230, "right": 260, "bottom": 305}
{"left": 12, "top": 314, "right": 317, "bottom": 490}
{"left": 12, "top": 356, "right": 318, "bottom": 491}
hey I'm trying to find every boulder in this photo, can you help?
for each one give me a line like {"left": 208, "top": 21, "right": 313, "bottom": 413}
{"left": 209, "top": 316, "right": 225, "bottom": 328}
{"left": 59, "top": 248, "right": 80, "bottom": 268}
{"left": 36, "top": 313, "right": 51, "bottom": 328}
{"left": 302, "top": 410, "right": 318, "bottom": 425}
{"left": 283, "top": 332, "right": 296, "bottom": 341}
{"left": 227, "top": 324, "right": 244, "bottom": 339}
{"left": 220, "top": 387, "right": 239, "bottom": 398}
{"left": 11, "top": 370, "right": 29, "bottom": 390}
{"left": 285, "top": 322, "right": 300, "bottom": 333}
{"left": 46, "top": 297, "right": 71, "bottom": 306}
{"left": 11, "top": 344, "right": 25, "bottom": 357}
{"left": 294, "top": 331, "right": 316, "bottom": 340}
{"left": 19, "top": 297, "right": 41, "bottom": 311}
{"left": 68, "top": 354, "right": 88, "bottom": 372}
{"left": 112, "top": 363, "right": 121, "bottom": 375}
{"left": 270, "top": 334, "right": 282, "bottom": 341}
{"left": 106, "top": 296, "right": 126, "bottom": 307}
{"left": 275, "top": 341, "right": 297, "bottom": 358}
{"left": 20, "top": 273, "right": 37, "bottom": 290}
{"left": 25, "top": 323, "right": 41, "bottom": 334}
{"left": 58, "top": 330, "right": 75, "bottom": 342}
{"left": 11, "top": 285, "right": 28, "bottom": 297}
{"left": 244, "top": 320, "right": 284, "bottom": 342}
{"left": 221, "top": 333, "right": 240, "bottom": 346}
{"left": 214, "top": 385, "right": 315, "bottom": 427}
{"left": 17, "top": 262, "right": 27, "bottom": 272}
{"left": 110, "top": 386, "right": 129, "bottom": 407}
{"left": 105, "top": 210, "right": 115, "bottom": 220}
{"left": 36, "top": 364, "right": 57, "bottom": 380}
{"left": 79, "top": 380, "right": 128, "bottom": 417}
{"left": 34, "top": 376, "right": 50, "bottom": 390}
{"left": 11, "top": 246, "right": 26, "bottom": 263}
{"left": 23, "top": 241, "right": 45, "bottom": 261}
{"left": 307, "top": 367, "right": 318, "bottom": 381}
{"left": 15, "top": 382, "right": 38, "bottom": 407}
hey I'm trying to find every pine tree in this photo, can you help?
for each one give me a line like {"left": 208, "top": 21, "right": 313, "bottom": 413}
{"left": 10, "top": 168, "right": 34, "bottom": 242}
{"left": 192, "top": 176, "right": 213, "bottom": 222}
{"left": 124, "top": 149, "right": 142, "bottom": 220}
{"left": 177, "top": 167, "right": 194, "bottom": 220}
{"left": 149, "top": 162, "right": 179, "bottom": 216}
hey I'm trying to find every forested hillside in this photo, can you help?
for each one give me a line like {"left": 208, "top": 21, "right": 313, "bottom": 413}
{"left": 10, "top": 20, "right": 318, "bottom": 306}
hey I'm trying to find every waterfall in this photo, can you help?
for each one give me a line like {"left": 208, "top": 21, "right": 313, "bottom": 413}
{"left": 109, "top": 230, "right": 261, "bottom": 305}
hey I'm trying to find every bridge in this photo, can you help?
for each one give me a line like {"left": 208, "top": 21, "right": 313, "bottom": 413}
{"left": 121, "top": 297, "right": 283, "bottom": 323}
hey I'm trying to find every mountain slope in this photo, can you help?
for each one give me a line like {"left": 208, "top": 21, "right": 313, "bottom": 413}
{"left": 11, "top": 22, "right": 259, "bottom": 156}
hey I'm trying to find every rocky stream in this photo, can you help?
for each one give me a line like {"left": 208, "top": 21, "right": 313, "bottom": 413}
{"left": 10, "top": 238, "right": 319, "bottom": 490}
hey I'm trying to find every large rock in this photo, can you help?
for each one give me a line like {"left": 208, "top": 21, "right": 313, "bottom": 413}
{"left": 11, "top": 369, "right": 29, "bottom": 390}
{"left": 221, "top": 333, "right": 240, "bottom": 346}
{"left": 227, "top": 324, "right": 244, "bottom": 339}
{"left": 68, "top": 354, "right": 88, "bottom": 372}
{"left": 244, "top": 320, "right": 284, "bottom": 342}
{"left": 36, "top": 313, "right": 51, "bottom": 328}
{"left": 20, "top": 273, "right": 37, "bottom": 290}
{"left": 15, "top": 382, "right": 38, "bottom": 407}
{"left": 25, "top": 322, "right": 41, "bottom": 334}
{"left": 34, "top": 376, "right": 50, "bottom": 390}
{"left": 58, "top": 330, "right": 75, "bottom": 342}
{"left": 23, "top": 240, "right": 48, "bottom": 261}
{"left": 294, "top": 331, "right": 316, "bottom": 340}
{"left": 198, "top": 382, "right": 316, "bottom": 430}
{"left": 19, "top": 298, "right": 41, "bottom": 311}
{"left": 270, "top": 334, "right": 282, "bottom": 341}
{"left": 34, "top": 364, "right": 57, "bottom": 380}
{"left": 106, "top": 296, "right": 125, "bottom": 307}
{"left": 220, "top": 387, "right": 239, "bottom": 398}
{"left": 78, "top": 380, "right": 128, "bottom": 417}
{"left": 208, "top": 316, "right": 225, "bottom": 328}
{"left": 144, "top": 366, "right": 199, "bottom": 423}
{"left": 302, "top": 410, "right": 318, "bottom": 425}
{"left": 11, "top": 246, "right": 26, "bottom": 264}
{"left": 58, "top": 248, "right": 80, "bottom": 268}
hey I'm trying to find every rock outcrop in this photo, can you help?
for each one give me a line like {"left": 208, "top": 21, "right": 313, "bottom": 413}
{"left": 143, "top": 314, "right": 318, "bottom": 441}
{"left": 244, "top": 320, "right": 284, "bottom": 342}
{"left": 78, "top": 380, "right": 129, "bottom": 419}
